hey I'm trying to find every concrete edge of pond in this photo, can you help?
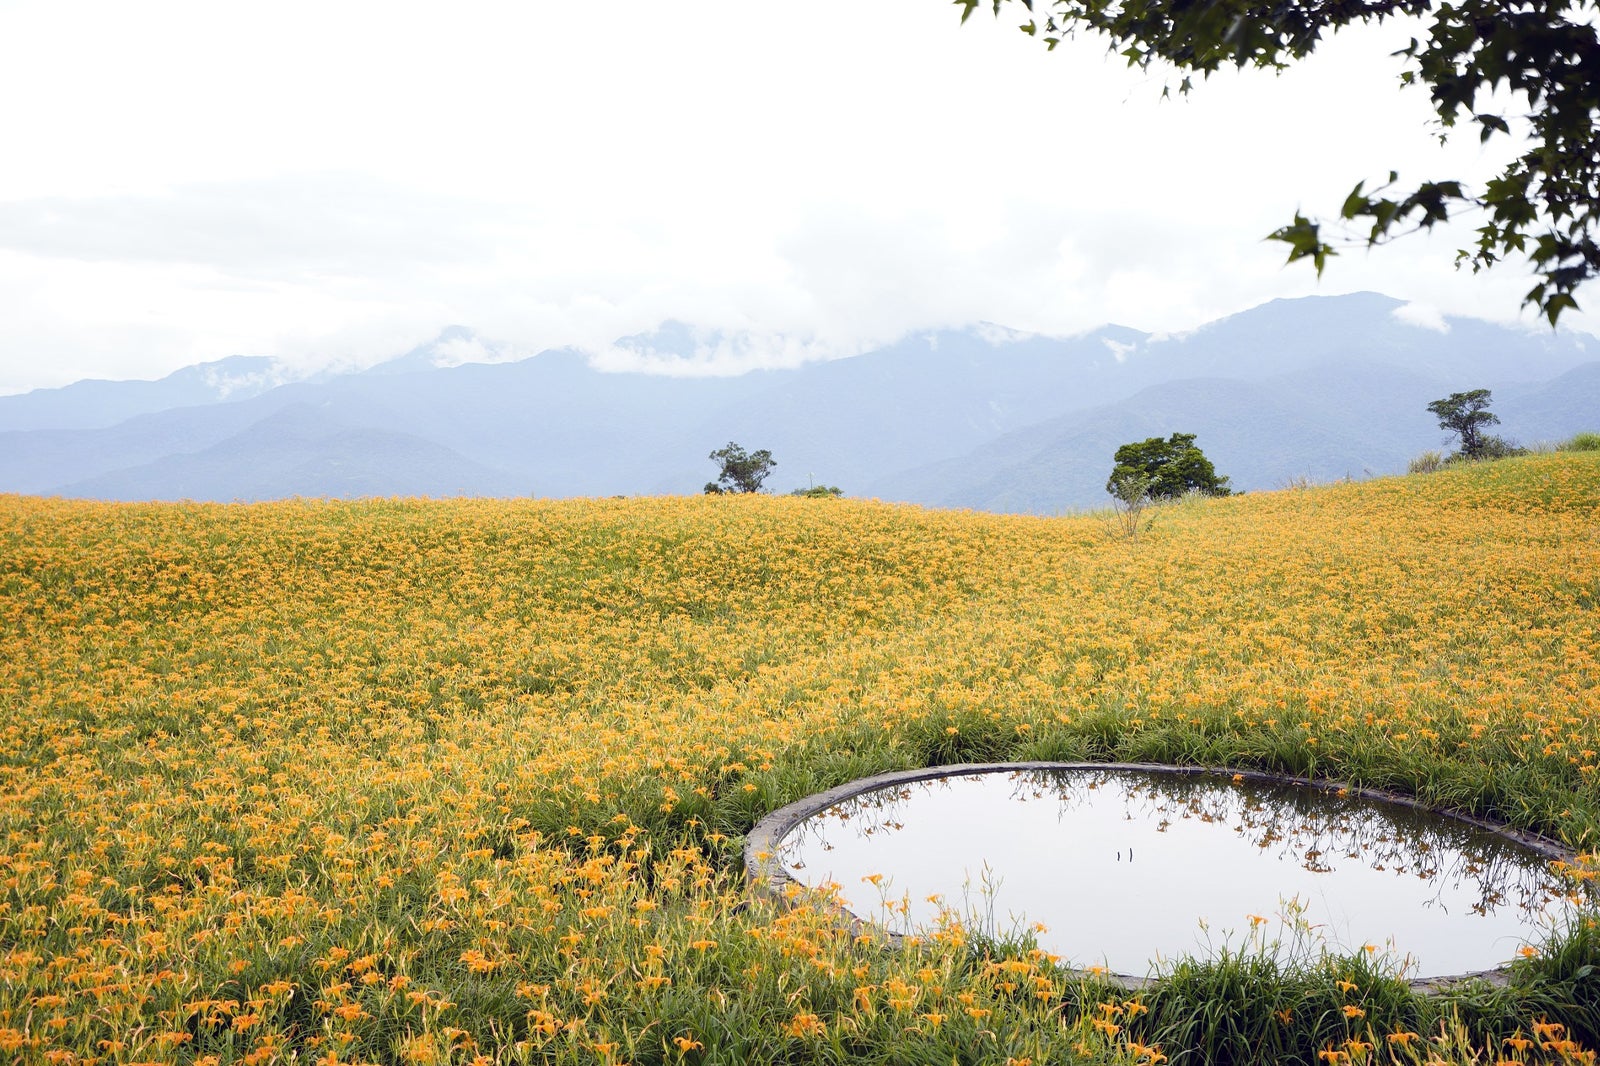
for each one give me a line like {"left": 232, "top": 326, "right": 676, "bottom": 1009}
{"left": 742, "top": 761, "right": 1580, "bottom": 994}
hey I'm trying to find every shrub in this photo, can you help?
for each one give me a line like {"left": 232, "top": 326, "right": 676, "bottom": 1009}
{"left": 1442, "top": 435, "right": 1527, "bottom": 466}
{"left": 1408, "top": 451, "right": 1446, "bottom": 474}
{"left": 1106, "top": 471, "right": 1152, "bottom": 541}
{"left": 1476, "top": 434, "right": 1527, "bottom": 459}
{"left": 1560, "top": 431, "right": 1600, "bottom": 452}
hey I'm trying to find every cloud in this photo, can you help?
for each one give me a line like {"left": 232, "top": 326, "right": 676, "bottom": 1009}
{"left": 0, "top": 175, "right": 500, "bottom": 281}
{"left": 591, "top": 324, "right": 854, "bottom": 378}
{"left": 431, "top": 335, "right": 509, "bottom": 369}
{"left": 1102, "top": 338, "right": 1137, "bottom": 363}
{"left": 0, "top": 0, "right": 1592, "bottom": 395}
{"left": 201, "top": 361, "right": 292, "bottom": 398}
{"left": 1392, "top": 301, "right": 1451, "bottom": 333}
{"left": 975, "top": 323, "right": 1035, "bottom": 346}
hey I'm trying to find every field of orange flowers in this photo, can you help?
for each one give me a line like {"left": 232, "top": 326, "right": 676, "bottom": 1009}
{"left": 2, "top": 452, "right": 1598, "bottom": 1065}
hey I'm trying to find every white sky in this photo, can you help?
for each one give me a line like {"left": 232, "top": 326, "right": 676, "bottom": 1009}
{"left": 0, "top": 0, "right": 1577, "bottom": 394}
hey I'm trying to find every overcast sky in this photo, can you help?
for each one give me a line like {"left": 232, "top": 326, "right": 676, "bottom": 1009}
{"left": 0, "top": 0, "right": 1576, "bottom": 395}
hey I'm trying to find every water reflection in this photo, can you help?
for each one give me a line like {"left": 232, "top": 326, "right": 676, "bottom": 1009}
{"left": 775, "top": 768, "right": 1587, "bottom": 979}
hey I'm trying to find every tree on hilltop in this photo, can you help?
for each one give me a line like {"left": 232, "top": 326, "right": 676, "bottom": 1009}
{"left": 1106, "top": 433, "right": 1231, "bottom": 500}
{"left": 1427, "top": 389, "right": 1501, "bottom": 459}
{"left": 961, "top": 0, "right": 1600, "bottom": 324}
{"left": 704, "top": 442, "right": 776, "bottom": 494}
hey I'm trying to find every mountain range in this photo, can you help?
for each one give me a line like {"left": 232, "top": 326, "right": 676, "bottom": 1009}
{"left": 4, "top": 291, "right": 1597, "bottom": 513}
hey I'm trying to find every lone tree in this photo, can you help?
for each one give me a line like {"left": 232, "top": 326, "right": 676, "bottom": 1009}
{"left": 961, "top": 0, "right": 1600, "bottom": 324}
{"left": 1427, "top": 389, "right": 1501, "bottom": 459}
{"left": 1106, "top": 433, "right": 1232, "bottom": 500}
{"left": 1106, "top": 470, "right": 1153, "bottom": 540}
{"left": 704, "top": 442, "right": 775, "bottom": 494}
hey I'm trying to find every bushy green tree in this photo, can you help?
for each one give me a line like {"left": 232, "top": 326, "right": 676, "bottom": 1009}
{"left": 1427, "top": 389, "right": 1501, "bottom": 459}
{"left": 704, "top": 442, "right": 776, "bottom": 494}
{"left": 1106, "top": 433, "right": 1231, "bottom": 500}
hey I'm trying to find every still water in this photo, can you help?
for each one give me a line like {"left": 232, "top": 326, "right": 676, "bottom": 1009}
{"left": 774, "top": 768, "right": 1583, "bottom": 979}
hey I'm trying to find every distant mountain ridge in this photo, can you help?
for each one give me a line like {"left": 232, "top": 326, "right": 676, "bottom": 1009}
{"left": 52, "top": 403, "right": 526, "bottom": 502}
{"left": 3, "top": 293, "right": 1597, "bottom": 512}
{"left": 0, "top": 354, "right": 292, "bottom": 432}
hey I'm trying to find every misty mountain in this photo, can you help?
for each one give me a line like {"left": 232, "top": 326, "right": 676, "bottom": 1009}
{"left": 1113, "top": 291, "right": 1596, "bottom": 386}
{"left": 0, "top": 354, "right": 295, "bottom": 433}
{"left": 3, "top": 292, "right": 1596, "bottom": 511}
{"left": 871, "top": 353, "right": 1600, "bottom": 514}
{"left": 1495, "top": 362, "right": 1600, "bottom": 433}
{"left": 869, "top": 367, "right": 1443, "bottom": 513}
{"left": 53, "top": 403, "right": 526, "bottom": 502}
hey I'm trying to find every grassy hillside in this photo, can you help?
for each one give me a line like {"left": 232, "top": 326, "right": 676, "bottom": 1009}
{"left": 2, "top": 454, "right": 1599, "bottom": 1065}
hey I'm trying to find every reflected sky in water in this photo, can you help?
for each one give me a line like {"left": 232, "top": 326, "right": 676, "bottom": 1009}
{"left": 776, "top": 769, "right": 1586, "bottom": 978}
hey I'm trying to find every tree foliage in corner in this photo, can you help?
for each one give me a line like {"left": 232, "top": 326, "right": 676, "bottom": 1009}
{"left": 704, "top": 442, "right": 776, "bottom": 494}
{"left": 960, "top": 0, "right": 1600, "bottom": 324}
{"left": 1106, "top": 433, "right": 1232, "bottom": 499}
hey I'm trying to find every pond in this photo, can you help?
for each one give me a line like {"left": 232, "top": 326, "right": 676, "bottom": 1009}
{"left": 752, "top": 764, "right": 1587, "bottom": 983}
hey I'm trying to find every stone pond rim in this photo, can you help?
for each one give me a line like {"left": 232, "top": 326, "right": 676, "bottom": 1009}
{"left": 741, "top": 761, "right": 1581, "bottom": 992}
